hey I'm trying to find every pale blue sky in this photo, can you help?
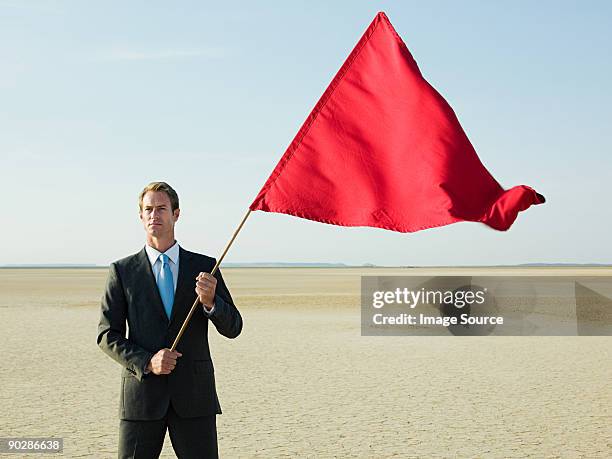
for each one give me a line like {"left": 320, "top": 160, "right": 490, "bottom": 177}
{"left": 1, "top": 1, "right": 611, "bottom": 266}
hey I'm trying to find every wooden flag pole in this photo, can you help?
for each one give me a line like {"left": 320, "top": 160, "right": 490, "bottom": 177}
{"left": 170, "top": 208, "right": 252, "bottom": 351}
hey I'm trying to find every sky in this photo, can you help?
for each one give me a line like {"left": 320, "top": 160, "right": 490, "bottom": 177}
{"left": 1, "top": 0, "right": 611, "bottom": 266}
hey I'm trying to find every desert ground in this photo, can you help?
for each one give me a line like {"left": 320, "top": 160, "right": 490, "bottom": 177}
{"left": 0, "top": 266, "right": 611, "bottom": 458}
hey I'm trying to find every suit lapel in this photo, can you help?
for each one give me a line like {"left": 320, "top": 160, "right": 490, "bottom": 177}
{"left": 136, "top": 247, "right": 170, "bottom": 325}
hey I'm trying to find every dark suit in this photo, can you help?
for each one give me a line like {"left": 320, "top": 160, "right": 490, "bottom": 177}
{"left": 97, "top": 246, "right": 242, "bottom": 458}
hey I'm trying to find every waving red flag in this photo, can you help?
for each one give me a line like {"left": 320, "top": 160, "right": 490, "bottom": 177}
{"left": 250, "top": 12, "right": 544, "bottom": 232}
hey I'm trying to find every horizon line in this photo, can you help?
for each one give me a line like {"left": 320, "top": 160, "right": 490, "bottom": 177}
{"left": 2, "top": 262, "right": 612, "bottom": 269}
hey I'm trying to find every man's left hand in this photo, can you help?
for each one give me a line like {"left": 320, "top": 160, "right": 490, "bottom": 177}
{"left": 195, "top": 272, "right": 217, "bottom": 310}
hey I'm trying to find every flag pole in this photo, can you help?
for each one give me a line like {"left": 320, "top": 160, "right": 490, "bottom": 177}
{"left": 170, "top": 208, "right": 252, "bottom": 351}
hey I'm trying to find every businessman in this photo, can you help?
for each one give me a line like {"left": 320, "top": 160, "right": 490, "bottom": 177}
{"left": 97, "top": 181, "right": 243, "bottom": 458}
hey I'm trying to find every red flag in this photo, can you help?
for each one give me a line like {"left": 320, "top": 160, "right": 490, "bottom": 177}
{"left": 250, "top": 12, "right": 544, "bottom": 232}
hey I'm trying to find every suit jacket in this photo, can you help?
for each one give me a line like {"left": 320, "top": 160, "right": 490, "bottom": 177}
{"left": 97, "top": 246, "right": 243, "bottom": 421}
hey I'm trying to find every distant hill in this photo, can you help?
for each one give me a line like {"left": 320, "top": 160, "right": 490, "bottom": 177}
{"left": 0, "top": 264, "right": 100, "bottom": 268}
{"left": 517, "top": 263, "right": 612, "bottom": 267}
{"left": 221, "top": 262, "right": 353, "bottom": 268}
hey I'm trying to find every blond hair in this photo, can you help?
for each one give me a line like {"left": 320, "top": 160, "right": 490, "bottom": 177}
{"left": 138, "top": 182, "right": 180, "bottom": 211}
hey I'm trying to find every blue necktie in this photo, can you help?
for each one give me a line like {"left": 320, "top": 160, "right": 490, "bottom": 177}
{"left": 157, "top": 253, "right": 174, "bottom": 319}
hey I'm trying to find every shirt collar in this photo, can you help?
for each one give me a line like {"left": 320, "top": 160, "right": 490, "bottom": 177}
{"left": 145, "top": 240, "right": 180, "bottom": 266}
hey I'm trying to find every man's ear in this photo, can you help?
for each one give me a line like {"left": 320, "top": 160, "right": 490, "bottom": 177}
{"left": 173, "top": 208, "right": 180, "bottom": 222}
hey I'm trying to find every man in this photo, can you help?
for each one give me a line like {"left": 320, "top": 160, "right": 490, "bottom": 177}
{"left": 97, "top": 181, "right": 243, "bottom": 458}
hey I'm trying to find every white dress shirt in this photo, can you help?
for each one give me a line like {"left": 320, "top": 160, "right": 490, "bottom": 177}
{"left": 145, "top": 241, "right": 180, "bottom": 293}
{"left": 145, "top": 241, "right": 214, "bottom": 315}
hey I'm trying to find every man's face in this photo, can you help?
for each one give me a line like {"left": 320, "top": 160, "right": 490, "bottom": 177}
{"left": 139, "top": 191, "right": 180, "bottom": 238}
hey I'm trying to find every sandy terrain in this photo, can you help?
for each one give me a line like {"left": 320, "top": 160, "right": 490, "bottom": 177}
{"left": 0, "top": 267, "right": 611, "bottom": 458}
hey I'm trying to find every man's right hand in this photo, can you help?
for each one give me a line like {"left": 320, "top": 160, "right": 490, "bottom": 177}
{"left": 147, "top": 348, "right": 182, "bottom": 375}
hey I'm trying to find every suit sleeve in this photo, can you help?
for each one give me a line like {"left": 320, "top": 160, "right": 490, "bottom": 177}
{"left": 97, "top": 262, "right": 155, "bottom": 381}
{"left": 208, "top": 265, "right": 243, "bottom": 339}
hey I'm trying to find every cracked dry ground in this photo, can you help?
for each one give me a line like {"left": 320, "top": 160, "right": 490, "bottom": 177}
{"left": 1, "top": 267, "right": 610, "bottom": 458}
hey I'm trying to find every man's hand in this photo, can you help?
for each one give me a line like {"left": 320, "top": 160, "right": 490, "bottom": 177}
{"left": 147, "top": 348, "right": 182, "bottom": 375}
{"left": 195, "top": 272, "right": 217, "bottom": 311}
